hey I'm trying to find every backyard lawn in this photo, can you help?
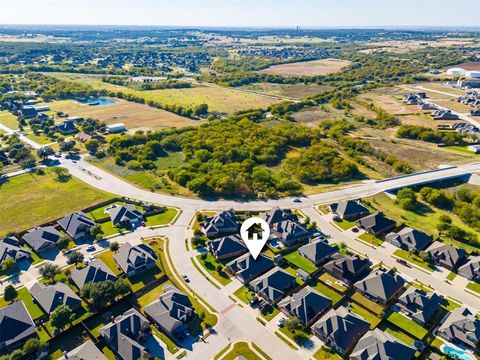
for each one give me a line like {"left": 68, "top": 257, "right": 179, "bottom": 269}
{"left": 283, "top": 250, "right": 318, "bottom": 273}
{"left": 96, "top": 250, "right": 123, "bottom": 276}
{"left": 386, "top": 311, "right": 429, "bottom": 340}
{"left": 318, "top": 272, "right": 348, "bottom": 293}
{"left": 308, "top": 278, "right": 344, "bottom": 304}
{"left": 379, "top": 322, "right": 415, "bottom": 346}
{"left": 279, "top": 326, "right": 311, "bottom": 347}
{"left": 0, "top": 287, "right": 46, "bottom": 320}
{"left": 350, "top": 292, "right": 384, "bottom": 316}
{"left": 146, "top": 208, "right": 178, "bottom": 226}
{"left": 333, "top": 219, "right": 356, "bottom": 230}
{"left": 136, "top": 280, "right": 173, "bottom": 307}
{"left": 348, "top": 302, "right": 382, "bottom": 329}
{"left": 196, "top": 253, "right": 231, "bottom": 286}
{"left": 0, "top": 169, "right": 111, "bottom": 237}
{"left": 358, "top": 233, "right": 384, "bottom": 247}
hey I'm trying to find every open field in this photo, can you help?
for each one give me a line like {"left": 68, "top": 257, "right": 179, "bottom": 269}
{"left": 40, "top": 98, "right": 202, "bottom": 131}
{"left": 239, "top": 83, "right": 332, "bottom": 100}
{"left": 0, "top": 110, "right": 18, "bottom": 129}
{"left": 0, "top": 169, "right": 111, "bottom": 237}
{"left": 259, "top": 59, "right": 351, "bottom": 77}
{"left": 360, "top": 38, "right": 477, "bottom": 54}
{"left": 44, "top": 72, "right": 280, "bottom": 114}
{"left": 293, "top": 103, "right": 376, "bottom": 127}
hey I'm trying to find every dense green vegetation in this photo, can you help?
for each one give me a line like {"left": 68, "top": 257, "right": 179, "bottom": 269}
{"left": 396, "top": 125, "right": 467, "bottom": 145}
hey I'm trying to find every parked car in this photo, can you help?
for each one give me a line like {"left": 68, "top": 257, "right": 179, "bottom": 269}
{"left": 182, "top": 274, "right": 190, "bottom": 283}
{"left": 86, "top": 245, "right": 95, "bottom": 252}
{"left": 413, "top": 340, "right": 425, "bottom": 351}
{"left": 396, "top": 258, "right": 408, "bottom": 266}
{"left": 293, "top": 198, "right": 301, "bottom": 203}
{"left": 276, "top": 317, "right": 286, "bottom": 327}
{"left": 249, "top": 296, "right": 259, "bottom": 307}
{"left": 351, "top": 227, "right": 359, "bottom": 233}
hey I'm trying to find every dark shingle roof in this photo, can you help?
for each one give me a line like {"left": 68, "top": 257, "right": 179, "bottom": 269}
{"left": 22, "top": 226, "right": 61, "bottom": 252}
{"left": 260, "top": 207, "right": 298, "bottom": 226}
{"left": 458, "top": 256, "right": 480, "bottom": 281}
{"left": 350, "top": 329, "right": 415, "bottom": 360}
{"left": 354, "top": 269, "right": 405, "bottom": 303}
{"left": 29, "top": 282, "right": 82, "bottom": 314}
{"left": 397, "top": 288, "right": 443, "bottom": 324}
{"left": 99, "top": 308, "right": 150, "bottom": 360}
{"left": 0, "top": 237, "right": 31, "bottom": 266}
{"left": 385, "top": 227, "right": 432, "bottom": 251}
{"left": 438, "top": 307, "right": 480, "bottom": 349}
{"left": 323, "top": 254, "right": 370, "bottom": 283}
{"left": 0, "top": 301, "right": 36, "bottom": 349}
{"left": 226, "top": 253, "right": 274, "bottom": 283}
{"left": 64, "top": 340, "right": 106, "bottom": 360}
{"left": 278, "top": 286, "right": 332, "bottom": 326}
{"left": 114, "top": 243, "right": 157, "bottom": 275}
{"left": 144, "top": 286, "right": 193, "bottom": 335}
{"left": 313, "top": 306, "right": 370, "bottom": 354}
{"left": 357, "top": 213, "right": 396, "bottom": 234}
{"left": 332, "top": 200, "right": 369, "bottom": 219}
{"left": 202, "top": 210, "right": 239, "bottom": 237}
{"left": 272, "top": 220, "right": 310, "bottom": 244}
{"left": 426, "top": 241, "right": 467, "bottom": 269}
{"left": 70, "top": 259, "right": 118, "bottom": 289}
{"left": 57, "top": 212, "right": 95, "bottom": 238}
{"left": 207, "top": 234, "right": 247, "bottom": 259}
{"left": 107, "top": 203, "right": 143, "bottom": 225}
{"left": 250, "top": 268, "right": 297, "bottom": 303}
{"left": 298, "top": 240, "right": 337, "bottom": 265}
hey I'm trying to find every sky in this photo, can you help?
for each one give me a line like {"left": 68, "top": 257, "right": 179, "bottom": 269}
{"left": 0, "top": 0, "right": 479, "bottom": 28}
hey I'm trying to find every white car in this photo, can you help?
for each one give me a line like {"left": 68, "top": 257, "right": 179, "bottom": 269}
{"left": 276, "top": 317, "right": 286, "bottom": 327}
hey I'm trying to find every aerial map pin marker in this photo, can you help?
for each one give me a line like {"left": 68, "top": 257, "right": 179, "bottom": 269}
{"left": 240, "top": 217, "right": 270, "bottom": 260}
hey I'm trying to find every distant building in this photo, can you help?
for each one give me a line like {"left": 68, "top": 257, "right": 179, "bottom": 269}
{"left": 61, "top": 340, "right": 106, "bottom": 360}
{"left": 57, "top": 119, "right": 78, "bottom": 135}
{"left": 397, "top": 288, "right": 443, "bottom": 325}
{"left": 298, "top": 240, "right": 337, "bottom": 266}
{"left": 0, "top": 237, "right": 31, "bottom": 268}
{"left": 70, "top": 259, "right": 118, "bottom": 289}
{"left": 29, "top": 282, "right": 82, "bottom": 314}
{"left": 323, "top": 254, "right": 371, "bottom": 286}
{"left": 438, "top": 307, "right": 480, "bottom": 350}
{"left": 260, "top": 207, "right": 298, "bottom": 227}
{"left": 207, "top": 234, "right": 247, "bottom": 260}
{"left": 130, "top": 76, "right": 167, "bottom": 83}
{"left": 105, "top": 123, "right": 126, "bottom": 134}
{"left": 458, "top": 256, "right": 480, "bottom": 281}
{"left": 271, "top": 220, "right": 310, "bottom": 247}
{"left": 106, "top": 203, "right": 143, "bottom": 228}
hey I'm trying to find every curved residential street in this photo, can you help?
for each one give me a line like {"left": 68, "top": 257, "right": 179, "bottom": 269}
{"left": 2, "top": 123, "right": 480, "bottom": 359}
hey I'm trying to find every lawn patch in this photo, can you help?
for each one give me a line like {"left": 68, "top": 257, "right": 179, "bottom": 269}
{"left": 466, "top": 281, "right": 480, "bottom": 295}
{"left": 348, "top": 302, "right": 382, "bottom": 329}
{"left": 318, "top": 272, "right": 348, "bottom": 294}
{"left": 308, "top": 278, "right": 344, "bottom": 304}
{"left": 386, "top": 311, "right": 429, "bottom": 340}
{"left": 393, "top": 249, "right": 435, "bottom": 271}
{"left": 358, "top": 233, "right": 384, "bottom": 247}
{"left": 96, "top": 250, "right": 122, "bottom": 276}
{"left": 234, "top": 286, "right": 255, "bottom": 304}
{"left": 146, "top": 208, "right": 178, "bottom": 226}
{"left": 283, "top": 250, "right": 318, "bottom": 274}
{"left": 196, "top": 253, "right": 231, "bottom": 286}
{"left": 351, "top": 292, "right": 384, "bottom": 316}
{"left": 333, "top": 219, "right": 356, "bottom": 230}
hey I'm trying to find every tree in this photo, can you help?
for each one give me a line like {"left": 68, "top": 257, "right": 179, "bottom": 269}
{"left": 82, "top": 280, "right": 117, "bottom": 309}
{"left": 85, "top": 139, "right": 100, "bottom": 155}
{"left": 396, "top": 188, "right": 418, "bottom": 211}
{"left": 36, "top": 146, "right": 54, "bottom": 161}
{"left": 52, "top": 167, "right": 71, "bottom": 182}
{"left": 39, "top": 263, "right": 61, "bottom": 283}
{"left": 2, "top": 257, "right": 16, "bottom": 272}
{"left": 285, "top": 316, "right": 302, "bottom": 333}
{"left": 22, "top": 338, "right": 42, "bottom": 357}
{"left": 3, "top": 284, "right": 17, "bottom": 303}
{"left": 56, "top": 235, "right": 71, "bottom": 249}
{"left": 67, "top": 250, "right": 84, "bottom": 268}
{"left": 90, "top": 224, "right": 104, "bottom": 239}
{"left": 109, "top": 241, "right": 119, "bottom": 252}
{"left": 114, "top": 278, "right": 130, "bottom": 296}
{"left": 50, "top": 305, "right": 74, "bottom": 330}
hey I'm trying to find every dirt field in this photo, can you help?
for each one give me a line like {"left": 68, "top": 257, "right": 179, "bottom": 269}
{"left": 293, "top": 103, "right": 376, "bottom": 127}
{"left": 40, "top": 99, "right": 203, "bottom": 131}
{"left": 259, "top": 59, "right": 351, "bottom": 77}
{"left": 44, "top": 72, "right": 280, "bottom": 114}
{"left": 239, "top": 83, "right": 332, "bottom": 100}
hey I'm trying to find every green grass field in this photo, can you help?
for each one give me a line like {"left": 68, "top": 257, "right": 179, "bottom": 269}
{"left": 386, "top": 311, "right": 429, "bottom": 340}
{"left": 234, "top": 285, "right": 254, "bottom": 304}
{"left": 0, "top": 287, "right": 45, "bottom": 320}
{"left": 309, "top": 278, "right": 344, "bottom": 304}
{"left": 283, "top": 250, "right": 318, "bottom": 273}
{"left": 358, "top": 233, "right": 384, "bottom": 247}
{"left": 393, "top": 249, "right": 435, "bottom": 271}
{"left": 350, "top": 292, "right": 384, "bottom": 316}
{"left": 96, "top": 250, "right": 122, "bottom": 275}
{"left": 466, "top": 281, "right": 480, "bottom": 295}
{"left": 214, "top": 342, "right": 262, "bottom": 360}
{"left": 348, "top": 302, "right": 382, "bottom": 329}
{"left": 0, "top": 169, "right": 112, "bottom": 237}
{"left": 0, "top": 110, "right": 18, "bottom": 129}
{"left": 146, "top": 208, "right": 178, "bottom": 226}
{"left": 45, "top": 72, "right": 279, "bottom": 114}
{"left": 196, "top": 254, "right": 232, "bottom": 286}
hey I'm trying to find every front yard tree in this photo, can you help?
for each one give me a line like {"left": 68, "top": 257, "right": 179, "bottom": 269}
{"left": 114, "top": 278, "right": 130, "bottom": 296}
{"left": 82, "top": 280, "right": 116, "bottom": 309}
{"left": 286, "top": 316, "right": 302, "bottom": 333}
{"left": 39, "top": 263, "right": 61, "bottom": 283}
{"left": 85, "top": 139, "right": 100, "bottom": 155}
{"left": 67, "top": 250, "right": 84, "bottom": 268}
{"left": 109, "top": 241, "right": 119, "bottom": 252}
{"left": 4, "top": 284, "right": 18, "bottom": 302}
{"left": 56, "top": 235, "right": 71, "bottom": 249}
{"left": 50, "top": 305, "right": 74, "bottom": 330}
{"left": 90, "top": 224, "right": 104, "bottom": 239}
{"left": 2, "top": 257, "right": 16, "bottom": 272}
{"left": 36, "top": 146, "right": 54, "bottom": 161}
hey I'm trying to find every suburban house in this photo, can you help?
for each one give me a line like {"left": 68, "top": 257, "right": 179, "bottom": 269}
{"left": 22, "top": 225, "right": 61, "bottom": 252}
{"left": 114, "top": 243, "right": 157, "bottom": 277}
{"left": 458, "top": 256, "right": 480, "bottom": 281}
{"left": 249, "top": 267, "right": 297, "bottom": 304}
{"left": 433, "top": 109, "right": 459, "bottom": 120}
{"left": 0, "top": 237, "right": 31, "bottom": 267}
{"left": 144, "top": 286, "right": 194, "bottom": 338}
{"left": 356, "top": 213, "right": 396, "bottom": 236}
{"left": 350, "top": 329, "right": 415, "bottom": 360}
{"left": 354, "top": 269, "right": 405, "bottom": 305}
{"left": 278, "top": 286, "right": 332, "bottom": 327}
{"left": 312, "top": 306, "right": 370, "bottom": 356}
{"left": 202, "top": 210, "right": 239, "bottom": 238}
{"left": 426, "top": 241, "right": 467, "bottom": 270}
{"left": 323, "top": 254, "right": 371, "bottom": 286}
{"left": 271, "top": 220, "right": 310, "bottom": 247}
{"left": 260, "top": 207, "right": 298, "bottom": 227}
{"left": 63, "top": 340, "right": 106, "bottom": 360}
{"left": 99, "top": 308, "right": 151, "bottom": 360}
{"left": 385, "top": 227, "right": 432, "bottom": 252}
{"left": 56, "top": 119, "right": 78, "bottom": 135}
{"left": 298, "top": 240, "right": 337, "bottom": 266}
{"left": 105, "top": 123, "right": 126, "bottom": 134}
{"left": 19, "top": 105, "right": 37, "bottom": 118}
{"left": 57, "top": 212, "right": 95, "bottom": 240}
{"left": 207, "top": 234, "right": 247, "bottom": 260}
{"left": 106, "top": 203, "right": 144, "bottom": 228}
{"left": 329, "top": 200, "right": 369, "bottom": 220}
{"left": 70, "top": 259, "right": 118, "bottom": 289}
{"left": 0, "top": 301, "right": 37, "bottom": 351}
{"left": 396, "top": 288, "right": 443, "bottom": 325}
{"left": 437, "top": 307, "right": 480, "bottom": 350}
{"left": 29, "top": 282, "right": 82, "bottom": 314}
{"left": 225, "top": 253, "right": 274, "bottom": 284}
